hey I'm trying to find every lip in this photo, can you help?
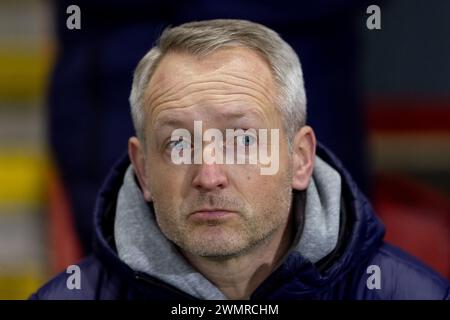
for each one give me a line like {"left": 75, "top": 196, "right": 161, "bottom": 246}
{"left": 189, "top": 209, "right": 237, "bottom": 220}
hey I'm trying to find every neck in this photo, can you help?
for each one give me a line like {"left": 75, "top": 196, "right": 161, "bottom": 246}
{"left": 182, "top": 214, "right": 294, "bottom": 300}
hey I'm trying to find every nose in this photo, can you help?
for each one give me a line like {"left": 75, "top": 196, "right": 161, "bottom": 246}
{"left": 191, "top": 163, "right": 229, "bottom": 192}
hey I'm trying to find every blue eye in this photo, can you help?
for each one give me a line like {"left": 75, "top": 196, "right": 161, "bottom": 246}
{"left": 237, "top": 134, "right": 257, "bottom": 147}
{"left": 167, "top": 137, "right": 191, "bottom": 151}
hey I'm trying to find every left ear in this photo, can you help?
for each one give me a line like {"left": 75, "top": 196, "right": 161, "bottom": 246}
{"left": 291, "top": 126, "right": 316, "bottom": 190}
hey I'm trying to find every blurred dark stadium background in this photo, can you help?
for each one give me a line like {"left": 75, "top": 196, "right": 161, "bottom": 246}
{"left": 0, "top": 0, "right": 448, "bottom": 299}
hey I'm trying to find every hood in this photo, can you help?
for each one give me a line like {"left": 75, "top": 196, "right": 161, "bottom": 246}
{"left": 92, "top": 143, "right": 385, "bottom": 299}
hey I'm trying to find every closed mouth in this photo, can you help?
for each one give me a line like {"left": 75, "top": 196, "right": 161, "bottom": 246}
{"left": 189, "top": 208, "right": 237, "bottom": 219}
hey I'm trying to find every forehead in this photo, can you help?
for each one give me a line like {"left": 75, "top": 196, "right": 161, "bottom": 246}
{"left": 149, "top": 46, "right": 275, "bottom": 90}
{"left": 145, "top": 47, "right": 278, "bottom": 127}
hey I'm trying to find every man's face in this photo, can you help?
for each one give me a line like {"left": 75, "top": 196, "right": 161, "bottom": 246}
{"left": 138, "top": 47, "right": 294, "bottom": 258}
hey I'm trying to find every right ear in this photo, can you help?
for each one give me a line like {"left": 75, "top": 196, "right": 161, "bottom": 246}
{"left": 128, "top": 137, "right": 153, "bottom": 202}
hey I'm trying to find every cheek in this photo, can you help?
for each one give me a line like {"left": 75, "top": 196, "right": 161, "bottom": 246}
{"left": 147, "top": 152, "right": 186, "bottom": 187}
{"left": 231, "top": 165, "right": 290, "bottom": 199}
{"left": 260, "top": 168, "right": 292, "bottom": 202}
{"left": 148, "top": 167, "right": 197, "bottom": 219}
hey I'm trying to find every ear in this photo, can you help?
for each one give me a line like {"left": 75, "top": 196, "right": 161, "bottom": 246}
{"left": 291, "top": 126, "right": 316, "bottom": 190}
{"left": 128, "top": 137, "right": 153, "bottom": 202}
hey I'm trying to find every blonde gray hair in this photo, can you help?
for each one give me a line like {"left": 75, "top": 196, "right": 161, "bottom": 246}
{"left": 129, "top": 19, "right": 307, "bottom": 147}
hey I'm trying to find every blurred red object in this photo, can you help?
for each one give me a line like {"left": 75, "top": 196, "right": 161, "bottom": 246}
{"left": 374, "top": 173, "right": 450, "bottom": 279}
{"left": 46, "top": 163, "right": 83, "bottom": 274}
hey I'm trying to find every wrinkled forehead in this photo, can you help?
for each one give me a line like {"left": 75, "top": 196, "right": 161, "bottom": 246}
{"left": 144, "top": 47, "right": 279, "bottom": 128}
{"left": 148, "top": 47, "right": 275, "bottom": 91}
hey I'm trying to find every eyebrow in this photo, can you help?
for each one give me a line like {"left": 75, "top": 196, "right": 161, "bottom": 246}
{"left": 154, "top": 108, "right": 265, "bottom": 131}
{"left": 154, "top": 117, "right": 187, "bottom": 131}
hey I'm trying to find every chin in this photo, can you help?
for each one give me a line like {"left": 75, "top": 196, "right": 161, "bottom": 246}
{"left": 184, "top": 232, "right": 249, "bottom": 258}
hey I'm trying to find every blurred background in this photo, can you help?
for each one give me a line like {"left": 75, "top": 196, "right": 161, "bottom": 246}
{"left": 0, "top": 0, "right": 448, "bottom": 299}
